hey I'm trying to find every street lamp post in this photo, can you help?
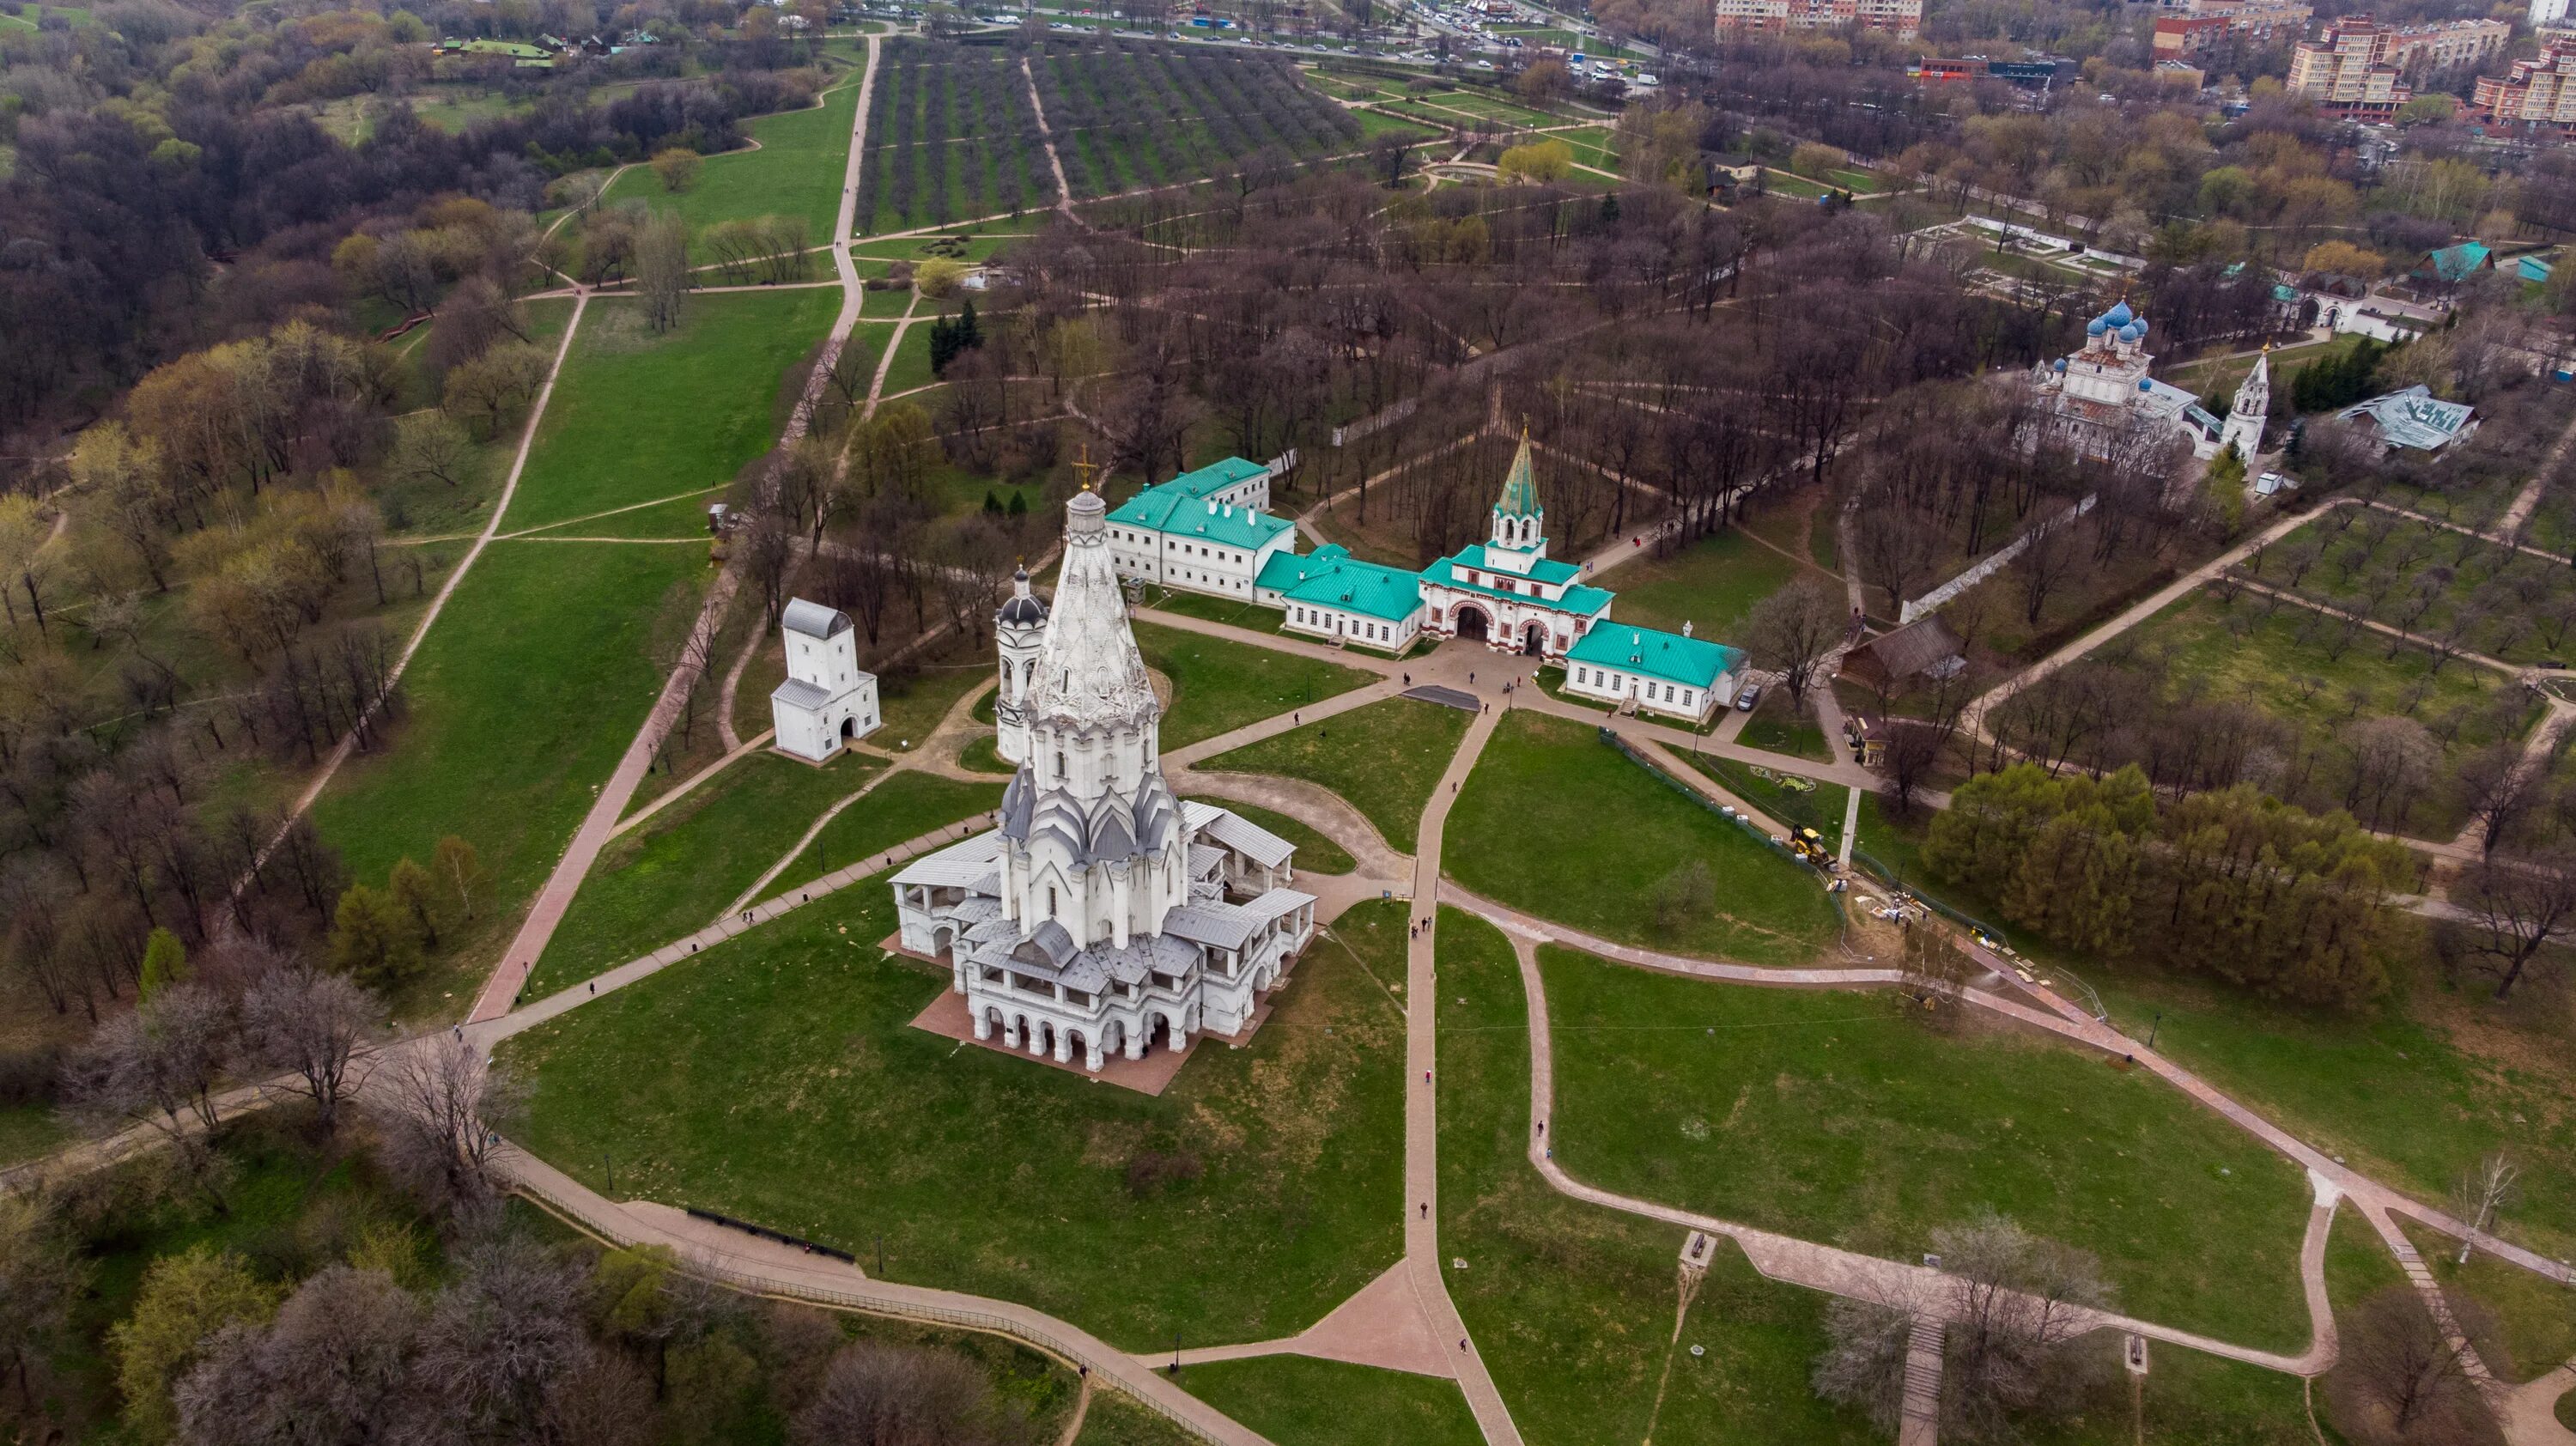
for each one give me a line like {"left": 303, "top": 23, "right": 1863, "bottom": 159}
{"left": 1170, "top": 1333, "right": 1181, "bottom": 1376}
{"left": 605, "top": 1153, "right": 613, "bottom": 1196}
{"left": 2147, "top": 1011, "right": 2162, "bottom": 1050}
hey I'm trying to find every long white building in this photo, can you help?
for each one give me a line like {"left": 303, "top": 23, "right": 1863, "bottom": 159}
{"left": 892, "top": 485, "right": 1318, "bottom": 1072}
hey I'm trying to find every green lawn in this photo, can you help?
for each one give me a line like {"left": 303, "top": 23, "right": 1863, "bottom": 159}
{"left": 1201, "top": 697, "right": 1470, "bottom": 853}
{"left": 1355, "top": 109, "right": 1443, "bottom": 142}
{"left": 501, "top": 289, "right": 839, "bottom": 531}
{"left": 2084, "top": 949, "right": 2576, "bottom": 1267}
{"left": 1446, "top": 712, "right": 1840, "bottom": 967}
{"left": 873, "top": 659, "right": 992, "bottom": 752}
{"left": 2402, "top": 1217, "right": 2576, "bottom": 1383}
{"left": 1074, "top": 1392, "right": 1200, "bottom": 1446}
{"left": 1542, "top": 945, "right": 2316, "bottom": 1349}
{"left": 512, "top": 489, "right": 721, "bottom": 540}
{"left": 1605, "top": 529, "right": 1801, "bottom": 642}
{"left": 310, "top": 541, "right": 705, "bottom": 1018}
{"left": 879, "top": 320, "right": 938, "bottom": 396}
{"left": 1182, "top": 1358, "right": 1479, "bottom": 1446}
{"left": 599, "top": 80, "right": 858, "bottom": 258}
{"left": 505, "top": 891, "right": 1409, "bottom": 1351}
{"left": 957, "top": 732, "right": 1012, "bottom": 775}
{"left": 529, "top": 750, "right": 884, "bottom": 998}
{"left": 1433, "top": 908, "right": 1883, "bottom": 1446}
{"left": 1184, "top": 797, "right": 1357, "bottom": 876}
{"left": 758, "top": 770, "right": 1005, "bottom": 903}
{"left": 0, "top": 1103, "right": 67, "bottom": 1165}
{"left": 1133, "top": 622, "right": 1374, "bottom": 750}
{"left": 1140, "top": 591, "right": 1292, "bottom": 635}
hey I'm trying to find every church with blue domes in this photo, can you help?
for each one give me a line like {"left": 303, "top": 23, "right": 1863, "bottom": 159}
{"left": 2031, "top": 300, "right": 2266, "bottom": 464}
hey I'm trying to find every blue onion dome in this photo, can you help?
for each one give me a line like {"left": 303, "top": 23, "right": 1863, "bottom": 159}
{"left": 2131, "top": 316, "right": 2148, "bottom": 336}
{"left": 2087, "top": 317, "right": 2110, "bottom": 337}
{"left": 2053, "top": 357, "right": 2068, "bottom": 372}
{"left": 2105, "top": 300, "right": 2134, "bottom": 326}
{"left": 2118, "top": 321, "right": 2145, "bottom": 342}
{"left": 2137, "top": 378, "right": 2153, "bottom": 392}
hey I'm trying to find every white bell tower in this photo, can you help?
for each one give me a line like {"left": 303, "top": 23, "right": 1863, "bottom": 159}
{"left": 2221, "top": 345, "right": 2270, "bottom": 460}
{"left": 994, "top": 565, "right": 1047, "bottom": 763}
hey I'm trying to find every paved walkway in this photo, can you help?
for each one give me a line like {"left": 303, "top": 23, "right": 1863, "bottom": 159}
{"left": 1410, "top": 702, "right": 1523, "bottom": 1444}
{"left": 2495, "top": 404, "right": 2576, "bottom": 538}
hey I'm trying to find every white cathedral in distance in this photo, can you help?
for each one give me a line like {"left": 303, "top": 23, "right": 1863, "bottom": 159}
{"left": 890, "top": 486, "right": 1319, "bottom": 1072}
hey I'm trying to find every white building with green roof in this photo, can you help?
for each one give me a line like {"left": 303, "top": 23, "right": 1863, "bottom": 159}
{"left": 1255, "top": 544, "right": 1428, "bottom": 653}
{"left": 1416, "top": 432, "right": 1614, "bottom": 659}
{"left": 1565, "top": 622, "right": 1746, "bottom": 725}
{"left": 1105, "top": 457, "right": 1298, "bottom": 602}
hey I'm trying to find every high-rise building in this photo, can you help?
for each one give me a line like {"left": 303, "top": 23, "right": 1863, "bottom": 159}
{"left": 2287, "top": 15, "right": 2411, "bottom": 118}
{"left": 2476, "top": 36, "right": 2576, "bottom": 126}
{"left": 2537, "top": 0, "right": 2572, "bottom": 32}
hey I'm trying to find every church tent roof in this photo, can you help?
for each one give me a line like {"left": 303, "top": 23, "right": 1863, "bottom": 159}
{"left": 1565, "top": 623, "right": 1743, "bottom": 690}
{"left": 1496, "top": 432, "right": 1542, "bottom": 518}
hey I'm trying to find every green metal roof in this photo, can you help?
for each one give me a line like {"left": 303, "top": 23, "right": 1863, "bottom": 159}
{"left": 2421, "top": 241, "right": 2491, "bottom": 283}
{"left": 1495, "top": 433, "right": 1542, "bottom": 518}
{"left": 1261, "top": 545, "right": 1425, "bottom": 623}
{"left": 1566, "top": 623, "right": 1744, "bottom": 690}
{"left": 1441, "top": 544, "right": 1583, "bottom": 587}
{"left": 1109, "top": 457, "right": 1292, "bottom": 551}
{"left": 1428, "top": 547, "right": 1608, "bottom": 616}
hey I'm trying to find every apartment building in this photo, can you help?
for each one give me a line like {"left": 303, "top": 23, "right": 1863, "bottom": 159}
{"left": 2476, "top": 37, "right": 2576, "bottom": 126}
{"left": 2384, "top": 17, "right": 2511, "bottom": 70}
{"left": 1713, "top": 0, "right": 1920, "bottom": 39}
{"left": 2287, "top": 15, "right": 2410, "bottom": 118}
{"left": 2149, "top": 0, "right": 2309, "bottom": 58}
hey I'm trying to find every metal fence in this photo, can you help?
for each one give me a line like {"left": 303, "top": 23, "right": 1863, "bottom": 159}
{"left": 1595, "top": 727, "right": 1812, "bottom": 866}
{"left": 507, "top": 1170, "right": 1230, "bottom": 1445}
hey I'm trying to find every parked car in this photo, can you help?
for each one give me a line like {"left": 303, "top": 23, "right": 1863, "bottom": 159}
{"left": 1735, "top": 684, "right": 1762, "bottom": 712}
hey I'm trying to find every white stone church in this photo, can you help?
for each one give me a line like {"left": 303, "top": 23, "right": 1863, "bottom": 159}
{"left": 2029, "top": 300, "right": 2268, "bottom": 463}
{"left": 890, "top": 486, "right": 1319, "bottom": 1072}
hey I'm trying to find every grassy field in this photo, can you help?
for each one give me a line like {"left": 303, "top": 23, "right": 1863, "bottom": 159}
{"left": 506, "top": 891, "right": 1410, "bottom": 1351}
{"left": 1605, "top": 528, "right": 1802, "bottom": 642}
{"left": 2118, "top": 589, "right": 2540, "bottom": 836}
{"left": 1433, "top": 908, "right": 1884, "bottom": 1445}
{"left": 1132, "top": 622, "right": 1374, "bottom": 749}
{"left": 1541, "top": 946, "right": 2317, "bottom": 1348}
{"left": 501, "top": 290, "right": 839, "bottom": 531}
{"left": 1446, "top": 713, "right": 1840, "bottom": 967}
{"left": 1074, "top": 1392, "right": 1200, "bottom": 1445}
{"left": 1184, "top": 797, "right": 1357, "bottom": 875}
{"left": 2246, "top": 513, "right": 2576, "bottom": 671}
{"left": 0, "top": 1103, "right": 66, "bottom": 1165}
{"left": 873, "top": 655, "right": 993, "bottom": 752}
{"left": 1181, "top": 1357, "right": 1480, "bottom": 1446}
{"left": 600, "top": 80, "right": 858, "bottom": 256}
{"left": 309, "top": 541, "right": 705, "bottom": 1018}
{"left": 757, "top": 770, "right": 1005, "bottom": 902}
{"left": 512, "top": 489, "right": 722, "bottom": 540}
{"left": 1201, "top": 696, "right": 1470, "bottom": 853}
{"left": 880, "top": 320, "right": 938, "bottom": 396}
{"left": 527, "top": 751, "right": 884, "bottom": 998}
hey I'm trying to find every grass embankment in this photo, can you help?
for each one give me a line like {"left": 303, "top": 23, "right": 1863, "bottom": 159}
{"left": 506, "top": 892, "right": 1410, "bottom": 1351}
{"left": 599, "top": 80, "right": 859, "bottom": 257}
{"left": 756, "top": 770, "right": 1005, "bottom": 903}
{"left": 1595, "top": 529, "right": 1800, "bottom": 642}
{"left": 1202, "top": 696, "right": 1470, "bottom": 853}
{"left": 528, "top": 750, "right": 884, "bottom": 998}
{"left": 1133, "top": 621, "right": 1375, "bottom": 750}
{"left": 1445, "top": 712, "right": 1840, "bottom": 966}
{"left": 500, "top": 289, "right": 841, "bottom": 532}
{"left": 1541, "top": 945, "right": 2317, "bottom": 1349}
{"left": 310, "top": 542, "right": 706, "bottom": 1018}
{"left": 1181, "top": 1357, "right": 1480, "bottom": 1446}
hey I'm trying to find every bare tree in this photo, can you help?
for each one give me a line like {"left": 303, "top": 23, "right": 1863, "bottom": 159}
{"left": 1743, "top": 576, "right": 1848, "bottom": 713}
{"left": 791, "top": 1341, "right": 1028, "bottom": 1446}
{"left": 240, "top": 964, "right": 380, "bottom": 1137}
{"left": 2451, "top": 1155, "right": 2521, "bottom": 1264}
{"left": 1811, "top": 1292, "right": 1917, "bottom": 1437}
{"left": 174, "top": 1265, "right": 421, "bottom": 1446}
{"left": 2451, "top": 852, "right": 2576, "bottom": 1000}
{"left": 2342, "top": 716, "right": 2439, "bottom": 831}
{"left": 2335, "top": 1287, "right": 2492, "bottom": 1443}
{"left": 637, "top": 211, "right": 692, "bottom": 336}
{"left": 412, "top": 1233, "right": 592, "bottom": 1439}
{"left": 371, "top": 1035, "right": 526, "bottom": 1210}
{"left": 1935, "top": 1214, "right": 2113, "bottom": 1442}
{"left": 0, "top": 1194, "right": 90, "bottom": 1413}
{"left": 61, "top": 981, "right": 235, "bottom": 1207}
{"left": 2454, "top": 744, "right": 2544, "bottom": 860}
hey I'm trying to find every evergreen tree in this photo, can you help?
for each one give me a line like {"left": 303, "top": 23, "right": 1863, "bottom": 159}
{"left": 957, "top": 295, "right": 982, "bottom": 351}
{"left": 983, "top": 490, "right": 1004, "bottom": 514}
{"left": 1007, "top": 489, "right": 1028, "bottom": 516}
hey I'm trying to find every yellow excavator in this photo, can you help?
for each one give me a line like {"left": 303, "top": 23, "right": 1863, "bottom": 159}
{"left": 1788, "top": 827, "right": 1832, "bottom": 867}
